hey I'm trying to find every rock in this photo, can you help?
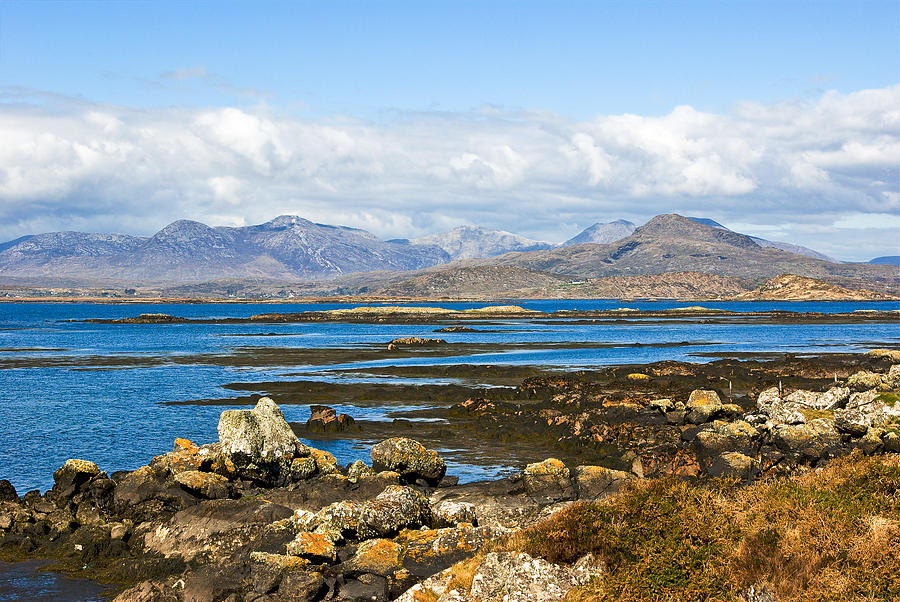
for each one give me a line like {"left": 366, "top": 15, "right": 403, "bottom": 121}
{"left": 523, "top": 458, "right": 574, "bottom": 501}
{"left": 249, "top": 552, "right": 309, "bottom": 594}
{"left": 309, "top": 448, "right": 339, "bottom": 475}
{"left": 112, "top": 465, "right": 197, "bottom": 522}
{"left": 217, "top": 397, "right": 305, "bottom": 462}
{"left": 306, "top": 405, "right": 356, "bottom": 433}
{"left": 882, "top": 431, "right": 900, "bottom": 453}
{"left": 277, "top": 570, "right": 325, "bottom": 600}
{"left": 857, "top": 428, "right": 884, "bottom": 454}
{"left": 819, "top": 387, "right": 851, "bottom": 410}
{"left": 51, "top": 459, "right": 100, "bottom": 500}
{"left": 648, "top": 398, "right": 675, "bottom": 413}
{"left": 686, "top": 389, "right": 723, "bottom": 423}
{"left": 785, "top": 389, "right": 823, "bottom": 408}
{"left": 835, "top": 408, "right": 879, "bottom": 436}
{"left": 347, "top": 460, "right": 374, "bottom": 483}
{"left": 0, "top": 513, "right": 12, "bottom": 530}
{"left": 846, "top": 389, "right": 880, "bottom": 410}
{"left": 313, "top": 501, "right": 371, "bottom": 542}
{"left": 745, "top": 584, "right": 778, "bottom": 602}
{"left": 286, "top": 531, "right": 337, "bottom": 562}
{"left": 388, "top": 337, "right": 447, "bottom": 346}
{"left": 346, "top": 538, "right": 404, "bottom": 575}
{"left": 432, "top": 500, "right": 477, "bottom": 527}
{"left": 884, "top": 364, "right": 900, "bottom": 389}
{"left": 694, "top": 420, "right": 759, "bottom": 468}
{"left": 173, "top": 438, "right": 199, "bottom": 454}
{"left": 756, "top": 387, "right": 782, "bottom": 410}
{"left": 181, "top": 563, "right": 245, "bottom": 602}
{"left": 371, "top": 438, "right": 446, "bottom": 485}
{"left": 772, "top": 419, "right": 842, "bottom": 461}
{"left": 361, "top": 486, "right": 431, "bottom": 536}
{"left": 398, "top": 525, "right": 509, "bottom": 578}
{"left": 337, "top": 575, "right": 390, "bottom": 602}
{"left": 572, "top": 465, "right": 633, "bottom": 499}
{"left": 469, "top": 552, "right": 597, "bottom": 602}
{"left": 847, "top": 370, "right": 883, "bottom": 391}
{"left": 0, "top": 480, "right": 17, "bottom": 502}
{"left": 708, "top": 452, "right": 759, "bottom": 480}
{"left": 109, "top": 521, "right": 131, "bottom": 541}
{"left": 290, "top": 456, "right": 318, "bottom": 480}
{"left": 173, "top": 470, "right": 231, "bottom": 499}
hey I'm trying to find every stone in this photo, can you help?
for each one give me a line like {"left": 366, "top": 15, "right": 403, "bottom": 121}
{"left": 648, "top": 398, "right": 675, "bottom": 413}
{"left": 174, "top": 470, "right": 231, "bottom": 499}
{"left": 173, "top": 438, "right": 199, "bottom": 454}
{"left": 249, "top": 551, "right": 309, "bottom": 594}
{"left": 847, "top": 370, "right": 883, "bottom": 392}
{"left": 52, "top": 459, "right": 100, "bottom": 500}
{"left": 469, "top": 552, "right": 596, "bottom": 602}
{"left": 772, "top": 419, "right": 842, "bottom": 461}
{"left": 573, "top": 465, "right": 633, "bottom": 499}
{"left": 882, "top": 431, "right": 900, "bottom": 453}
{"left": 432, "top": 500, "right": 477, "bottom": 527}
{"left": 857, "top": 428, "right": 884, "bottom": 455}
{"left": 0, "top": 480, "right": 18, "bottom": 502}
{"left": 686, "top": 389, "right": 723, "bottom": 423}
{"left": 290, "top": 456, "right": 318, "bottom": 481}
{"left": 217, "top": 397, "right": 305, "bottom": 462}
{"left": 694, "top": 420, "right": 759, "bottom": 468}
{"left": 346, "top": 538, "right": 404, "bottom": 575}
{"left": 846, "top": 389, "right": 880, "bottom": 410}
{"left": 708, "top": 452, "right": 759, "bottom": 480}
{"left": 306, "top": 405, "right": 356, "bottom": 433}
{"left": 313, "top": 501, "right": 371, "bottom": 542}
{"left": 337, "top": 576, "right": 390, "bottom": 602}
{"left": 277, "top": 570, "right": 325, "bottom": 600}
{"left": 347, "top": 460, "right": 374, "bottom": 483}
{"left": 398, "top": 525, "right": 509, "bottom": 578}
{"left": 523, "top": 458, "right": 573, "bottom": 500}
{"left": 285, "top": 531, "right": 337, "bottom": 562}
{"left": 361, "top": 486, "right": 431, "bottom": 536}
{"left": 884, "top": 364, "right": 900, "bottom": 389}
{"left": 309, "top": 448, "right": 338, "bottom": 475}
{"left": 109, "top": 522, "right": 131, "bottom": 540}
{"left": 819, "top": 387, "right": 851, "bottom": 410}
{"left": 785, "top": 389, "right": 823, "bottom": 408}
{"left": 371, "top": 437, "right": 446, "bottom": 485}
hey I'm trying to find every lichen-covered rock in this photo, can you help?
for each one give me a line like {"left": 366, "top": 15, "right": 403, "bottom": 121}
{"left": 290, "top": 456, "right": 318, "bottom": 481}
{"left": 847, "top": 370, "right": 883, "bottom": 392}
{"left": 708, "top": 452, "right": 758, "bottom": 480}
{"left": 312, "top": 501, "right": 374, "bottom": 542}
{"left": 882, "top": 431, "right": 900, "bottom": 453}
{"left": 772, "top": 419, "right": 842, "bottom": 460}
{"left": 361, "top": 486, "right": 431, "bottom": 536}
{"left": 308, "top": 448, "right": 338, "bottom": 475}
{"left": 432, "top": 500, "right": 477, "bottom": 527}
{"left": 346, "top": 538, "right": 404, "bottom": 575}
{"left": 217, "top": 397, "right": 305, "bottom": 462}
{"left": 249, "top": 551, "right": 309, "bottom": 594}
{"left": 52, "top": 459, "right": 100, "bottom": 500}
{"left": 397, "top": 525, "right": 510, "bottom": 578}
{"left": 347, "top": 460, "right": 374, "bottom": 483}
{"left": 573, "top": 465, "right": 633, "bottom": 499}
{"left": 173, "top": 470, "right": 230, "bottom": 499}
{"left": 884, "top": 364, "right": 900, "bottom": 389}
{"left": 523, "top": 458, "right": 572, "bottom": 498}
{"left": 694, "top": 420, "right": 759, "bottom": 468}
{"left": 469, "top": 552, "right": 599, "bottom": 602}
{"left": 686, "top": 389, "right": 723, "bottom": 423}
{"left": 370, "top": 437, "right": 446, "bottom": 485}
{"left": 818, "top": 387, "right": 851, "bottom": 410}
{"left": 834, "top": 393, "right": 898, "bottom": 436}
{"left": 857, "top": 428, "right": 885, "bottom": 454}
{"left": 285, "top": 531, "right": 337, "bottom": 562}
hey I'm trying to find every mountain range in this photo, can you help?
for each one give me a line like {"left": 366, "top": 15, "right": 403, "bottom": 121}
{"left": 0, "top": 214, "right": 896, "bottom": 296}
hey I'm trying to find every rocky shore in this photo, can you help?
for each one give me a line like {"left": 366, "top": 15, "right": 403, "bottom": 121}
{"left": 1, "top": 352, "right": 899, "bottom": 601}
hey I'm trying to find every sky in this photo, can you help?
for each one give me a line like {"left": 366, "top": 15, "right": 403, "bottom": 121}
{"left": 0, "top": 0, "right": 898, "bottom": 261}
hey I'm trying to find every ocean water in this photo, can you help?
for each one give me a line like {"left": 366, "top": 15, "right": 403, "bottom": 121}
{"left": 0, "top": 300, "right": 897, "bottom": 493}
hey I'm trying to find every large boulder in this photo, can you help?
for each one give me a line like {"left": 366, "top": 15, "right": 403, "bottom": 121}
{"left": 847, "top": 370, "right": 883, "bottom": 392}
{"left": 686, "top": 390, "right": 723, "bottom": 423}
{"left": 0, "top": 480, "right": 18, "bottom": 502}
{"left": 370, "top": 438, "right": 446, "bottom": 485}
{"left": 573, "top": 465, "right": 633, "bottom": 499}
{"left": 694, "top": 420, "right": 759, "bottom": 469}
{"left": 772, "top": 419, "right": 842, "bottom": 461}
{"left": 523, "top": 458, "right": 574, "bottom": 502}
{"left": 360, "top": 485, "right": 432, "bottom": 536}
{"left": 218, "top": 397, "right": 305, "bottom": 461}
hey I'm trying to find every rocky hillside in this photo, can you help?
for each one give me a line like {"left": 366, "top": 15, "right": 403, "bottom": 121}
{"left": 409, "top": 226, "right": 553, "bottom": 260}
{"left": 0, "top": 216, "right": 450, "bottom": 284}
{"left": 734, "top": 274, "right": 896, "bottom": 300}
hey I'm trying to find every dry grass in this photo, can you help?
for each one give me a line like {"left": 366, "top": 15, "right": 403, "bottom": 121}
{"left": 447, "top": 452, "right": 900, "bottom": 601}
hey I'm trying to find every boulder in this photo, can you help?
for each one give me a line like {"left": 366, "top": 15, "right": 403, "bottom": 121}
{"left": 469, "top": 552, "right": 599, "bottom": 602}
{"left": 882, "top": 431, "right": 900, "bottom": 453}
{"left": 397, "top": 525, "right": 510, "bottom": 578}
{"left": 884, "top": 364, "right": 900, "bottom": 389}
{"left": 218, "top": 397, "right": 305, "bottom": 461}
{"left": 694, "top": 420, "right": 759, "bottom": 468}
{"left": 772, "top": 419, "right": 842, "bottom": 461}
{"left": 819, "top": 387, "right": 851, "bottom": 410}
{"left": 306, "top": 405, "right": 356, "bottom": 433}
{"left": 312, "top": 501, "right": 373, "bottom": 542}
{"left": 686, "top": 390, "right": 723, "bottom": 423}
{"left": 285, "top": 531, "right": 337, "bottom": 563}
{"left": 51, "top": 459, "right": 100, "bottom": 500}
{"left": 572, "top": 465, "right": 633, "bottom": 499}
{"left": 432, "top": 500, "right": 477, "bottom": 527}
{"left": 346, "top": 538, "right": 404, "bottom": 576}
{"left": 708, "top": 452, "right": 759, "bottom": 480}
{"left": 249, "top": 552, "right": 309, "bottom": 595}
{"left": 523, "top": 458, "right": 574, "bottom": 501}
{"left": 0, "top": 480, "right": 18, "bottom": 502}
{"left": 347, "top": 460, "right": 374, "bottom": 483}
{"left": 278, "top": 570, "right": 325, "bottom": 600}
{"left": 847, "top": 370, "right": 883, "bottom": 392}
{"left": 371, "top": 438, "right": 446, "bottom": 485}
{"left": 361, "top": 486, "right": 431, "bottom": 536}
{"left": 173, "top": 470, "right": 231, "bottom": 499}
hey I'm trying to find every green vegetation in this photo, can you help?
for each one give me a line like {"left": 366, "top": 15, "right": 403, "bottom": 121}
{"left": 454, "top": 452, "right": 900, "bottom": 601}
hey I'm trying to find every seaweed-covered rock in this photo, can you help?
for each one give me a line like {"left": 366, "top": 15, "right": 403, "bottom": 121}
{"left": 306, "top": 405, "right": 356, "bottom": 433}
{"left": 371, "top": 438, "right": 446, "bottom": 485}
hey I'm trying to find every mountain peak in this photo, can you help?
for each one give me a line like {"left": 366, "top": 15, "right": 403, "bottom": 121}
{"left": 411, "top": 225, "right": 553, "bottom": 260}
{"left": 562, "top": 220, "right": 636, "bottom": 246}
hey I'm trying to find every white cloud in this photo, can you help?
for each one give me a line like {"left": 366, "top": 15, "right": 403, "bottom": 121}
{"left": 0, "top": 85, "right": 898, "bottom": 260}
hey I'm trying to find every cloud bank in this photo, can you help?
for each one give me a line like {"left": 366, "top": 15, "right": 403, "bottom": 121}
{"left": 0, "top": 85, "right": 898, "bottom": 260}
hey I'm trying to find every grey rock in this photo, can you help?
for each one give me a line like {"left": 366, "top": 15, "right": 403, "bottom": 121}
{"left": 218, "top": 397, "right": 304, "bottom": 462}
{"left": 469, "top": 552, "right": 599, "bottom": 602}
{"left": 361, "top": 486, "right": 431, "bottom": 536}
{"left": 370, "top": 438, "right": 446, "bottom": 485}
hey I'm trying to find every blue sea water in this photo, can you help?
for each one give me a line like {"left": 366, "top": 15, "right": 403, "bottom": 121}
{"left": 0, "top": 300, "right": 897, "bottom": 493}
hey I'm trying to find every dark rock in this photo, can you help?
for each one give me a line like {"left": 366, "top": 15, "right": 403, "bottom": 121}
{"left": 51, "top": 459, "right": 101, "bottom": 502}
{"left": 112, "top": 466, "right": 198, "bottom": 522}
{"left": 182, "top": 563, "right": 247, "bottom": 602}
{"left": 307, "top": 405, "right": 356, "bottom": 433}
{"left": 336, "top": 575, "right": 389, "bottom": 602}
{"left": 277, "top": 570, "right": 326, "bottom": 600}
{"left": 0, "top": 480, "right": 17, "bottom": 502}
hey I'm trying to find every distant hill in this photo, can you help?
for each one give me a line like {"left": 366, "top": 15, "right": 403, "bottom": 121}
{"left": 686, "top": 217, "right": 836, "bottom": 262}
{"left": 409, "top": 225, "right": 553, "bottom": 260}
{"left": 869, "top": 256, "right": 900, "bottom": 266}
{"left": 734, "top": 274, "right": 895, "bottom": 300}
{"left": 561, "top": 220, "right": 636, "bottom": 246}
{"left": 0, "top": 215, "right": 449, "bottom": 284}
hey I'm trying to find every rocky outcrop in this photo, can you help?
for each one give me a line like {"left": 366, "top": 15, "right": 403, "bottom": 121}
{"left": 305, "top": 405, "right": 356, "bottom": 433}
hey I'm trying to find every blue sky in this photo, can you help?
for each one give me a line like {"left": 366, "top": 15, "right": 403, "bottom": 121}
{"left": 0, "top": 1, "right": 898, "bottom": 260}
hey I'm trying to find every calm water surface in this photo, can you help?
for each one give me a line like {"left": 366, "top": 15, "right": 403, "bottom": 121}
{"left": 0, "top": 300, "right": 897, "bottom": 492}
